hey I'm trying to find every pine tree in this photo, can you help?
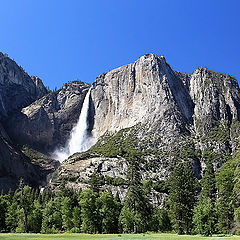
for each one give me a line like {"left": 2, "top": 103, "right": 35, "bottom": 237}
{"left": 201, "top": 162, "right": 217, "bottom": 200}
{"left": 150, "top": 208, "right": 172, "bottom": 232}
{"left": 15, "top": 208, "right": 25, "bottom": 233}
{"left": 114, "top": 192, "right": 122, "bottom": 232}
{"left": 119, "top": 150, "right": 152, "bottom": 233}
{"left": 215, "top": 159, "right": 236, "bottom": 233}
{"left": 89, "top": 172, "right": 103, "bottom": 194}
{"left": 72, "top": 206, "right": 81, "bottom": 232}
{"left": 233, "top": 149, "right": 240, "bottom": 231}
{"left": 12, "top": 185, "right": 34, "bottom": 232}
{"left": 0, "top": 195, "right": 7, "bottom": 232}
{"left": 193, "top": 162, "right": 217, "bottom": 236}
{"left": 6, "top": 201, "right": 18, "bottom": 232}
{"left": 79, "top": 189, "right": 99, "bottom": 233}
{"left": 41, "top": 198, "right": 62, "bottom": 233}
{"left": 169, "top": 161, "right": 197, "bottom": 234}
{"left": 97, "top": 191, "right": 120, "bottom": 233}
{"left": 193, "top": 197, "right": 216, "bottom": 236}
{"left": 61, "top": 196, "right": 74, "bottom": 231}
{"left": 28, "top": 200, "right": 42, "bottom": 233}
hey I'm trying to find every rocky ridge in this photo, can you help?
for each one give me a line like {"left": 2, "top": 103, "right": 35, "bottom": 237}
{"left": 5, "top": 81, "right": 90, "bottom": 153}
{"left": 0, "top": 51, "right": 239, "bottom": 200}
{"left": 0, "top": 53, "right": 48, "bottom": 118}
{"left": 51, "top": 54, "right": 240, "bottom": 203}
{"left": 0, "top": 52, "right": 56, "bottom": 192}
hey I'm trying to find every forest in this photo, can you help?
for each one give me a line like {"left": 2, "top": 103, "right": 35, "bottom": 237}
{"left": 0, "top": 148, "right": 240, "bottom": 236}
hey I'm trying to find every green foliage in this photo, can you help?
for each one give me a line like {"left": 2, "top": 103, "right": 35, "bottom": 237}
{"left": 0, "top": 195, "right": 7, "bottom": 232}
{"left": 150, "top": 208, "right": 172, "bottom": 232}
{"left": 89, "top": 173, "right": 105, "bottom": 193}
{"left": 97, "top": 192, "right": 121, "bottom": 233}
{"left": 21, "top": 146, "right": 56, "bottom": 167}
{"left": 119, "top": 151, "right": 152, "bottom": 233}
{"left": 215, "top": 158, "right": 237, "bottom": 233}
{"left": 193, "top": 197, "right": 216, "bottom": 236}
{"left": 104, "top": 176, "right": 128, "bottom": 186}
{"left": 152, "top": 180, "right": 169, "bottom": 194}
{"left": 90, "top": 128, "right": 138, "bottom": 157}
{"left": 61, "top": 197, "right": 74, "bottom": 231}
{"left": 41, "top": 198, "right": 62, "bottom": 233}
{"left": 193, "top": 161, "right": 217, "bottom": 236}
{"left": 79, "top": 189, "right": 100, "bottom": 233}
{"left": 72, "top": 207, "right": 81, "bottom": 231}
{"left": 201, "top": 162, "right": 216, "bottom": 200}
{"left": 2, "top": 146, "right": 240, "bottom": 236}
{"left": 202, "top": 121, "right": 230, "bottom": 143}
{"left": 169, "top": 161, "right": 197, "bottom": 234}
{"left": 6, "top": 201, "right": 19, "bottom": 232}
{"left": 28, "top": 200, "right": 42, "bottom": 233}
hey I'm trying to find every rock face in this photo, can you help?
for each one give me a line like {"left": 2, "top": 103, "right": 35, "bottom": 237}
{"left": 190, "top": 67, "right": 240, "bottom": 130}
{"left": 91, "top": 54, "right": 194, "bottom": 140}
{"left": 0, "top": 51, "right": 240, "bottom": 197}
{"left": 0, "top": 53, "right": 48, "bottom": 119}
{"left": 0, "top": 126, "right": 59, "bottom": 193}
{"left": 5, "top": 81, "right": 90, "bottom": 153}
{"left": 52, "top": 53, "right": 240, "bottom": 197}
{"left": 0, "top": 52, "right": 56, "bottom": 192}
{"left": 0, "top": 131, "right": 40, "bottom": 192}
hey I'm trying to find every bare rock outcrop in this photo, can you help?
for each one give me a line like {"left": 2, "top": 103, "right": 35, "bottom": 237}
{"left": 0, "top": 52, "right": 48, "bottom": 119}
{"left": 0, "top": 51, "right": 239, "bottom": 197}
{"left": 0, "top": 53, "right": 55, "bottom": 192}
{"left": 52, "top": 53, "right": 240, "bottom": 195}
{"left": 91, "top": 54, "right": 194, "bottom": 141}
{"left": 5, "top": 81, "right": 90, "bottom": 153}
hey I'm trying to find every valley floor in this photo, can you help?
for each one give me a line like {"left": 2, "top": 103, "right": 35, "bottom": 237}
{"left": 0, "top": 233, "right": 240, "bottom": 240}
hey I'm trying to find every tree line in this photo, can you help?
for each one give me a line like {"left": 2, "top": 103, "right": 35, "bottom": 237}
{"left": 0, "top": 150, "right": 239, "bottom": 235}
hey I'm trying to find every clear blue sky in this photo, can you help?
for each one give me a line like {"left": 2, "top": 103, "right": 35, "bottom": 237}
{"left": 0, "top": 0, "right": 239, "bottom": 89}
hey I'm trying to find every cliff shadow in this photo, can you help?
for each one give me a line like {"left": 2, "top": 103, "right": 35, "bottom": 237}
{"left": 87, "top": 94, "right": 95, "bottom": 136}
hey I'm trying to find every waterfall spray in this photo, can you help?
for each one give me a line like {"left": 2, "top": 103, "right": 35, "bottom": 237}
{"left": 54, "top": 88, "right": 94, "bottom": 162}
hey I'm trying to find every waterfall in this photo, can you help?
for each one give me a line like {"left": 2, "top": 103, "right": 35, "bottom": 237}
{"left": 53, "top": 88, "right": 94, "bottom": 162}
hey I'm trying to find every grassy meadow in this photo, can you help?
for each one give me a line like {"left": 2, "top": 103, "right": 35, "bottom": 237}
{"left": 0, "top": 233, "right": 240, "bottom": 240}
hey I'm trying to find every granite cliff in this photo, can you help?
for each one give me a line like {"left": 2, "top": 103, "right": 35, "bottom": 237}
{"left": 0, "top": 53, "right": 57, "bottom": 192}
{"left": 0, "top": 52, "right": 239, "bottom": 199}
{"left": 5, "top": 81, "right": 90, "bottom": 153}
{"left": 0, "top": 53, "right": 47, "bottom": 119}
{"left": 51, "top": 54, "right": 240, "bottom": 202}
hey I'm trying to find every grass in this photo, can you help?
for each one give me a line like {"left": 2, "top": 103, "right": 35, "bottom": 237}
{"left": 0, "top": 233, "right": 240, "bottom": 240}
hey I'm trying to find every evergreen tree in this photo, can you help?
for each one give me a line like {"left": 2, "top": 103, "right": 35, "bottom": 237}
{"left": 52, "top": 197, "right": 63, "bottom": 231}
{"left": 215, "top": 159, "right": 236, "bottom": 233}
{"left": 28, "top": 200, "right": 42, "bottom": 233}
{"left": 41, "top": 198, "right": 62, "bottom": 233}
{"left": 193, "top": 197, "right": 216, "bottom": 236}
{"left": 0, "top": 195, "right": 7, "bottom": 232}
{"left": 79, "top": 189, "right": 99, "bottom": 233}
{"left": 193, "top": 162, "right": 217, "bottom": 236}
{"left": 169, "top": 161, "right": 197, "bottom": 234}
{"left": 18, "top": 186, "right": 35, "bottom": 232}
{"left": 6, "top": 201, "right": 18, "bottom": 232}
{"left": 233, "top": 149, "right": 240, "bottom": 231}
{"left": 97, "top": 191, "right": 120, "bottom": 233}
{"left": 89, "top": 172, "right": 103, "bottom": 194}
{"left": 72, "top": 206, "right": 81, "bottom": 231}
{"left": 61, "top": 196, "right": 74, "bottom": 231}
{"left": 41, "top": 200, "right": 55, "bottom": 233}
{"left": 15, "top": 208, "right": 25, "bottom": 233}
{"left": 201, "top": 162, "right": 217, "bottom": 200}
{"left": 119, "top": 150, "right": 152, "bottom": 233}
{"left": 150, "top": 208, "right": 172, "bottom": 232}
{"left": 114, "top": 192, "right": 122, "bottom": 232}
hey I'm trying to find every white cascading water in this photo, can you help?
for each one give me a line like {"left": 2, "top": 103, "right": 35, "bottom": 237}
{"left": 53, "top": 88, "right": 94, "bottom": 162}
